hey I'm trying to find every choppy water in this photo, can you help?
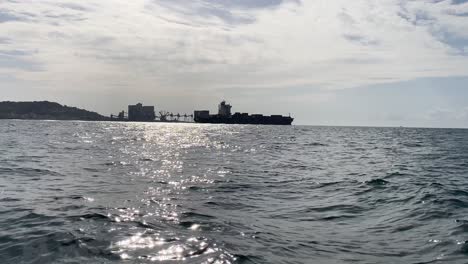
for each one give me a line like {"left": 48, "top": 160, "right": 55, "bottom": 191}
{"left": 1, "top": 120, "right": 468, "bottom": 263}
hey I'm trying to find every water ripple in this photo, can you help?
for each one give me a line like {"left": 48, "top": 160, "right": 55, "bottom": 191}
{"left": 1, "top": 121, "right": 468, "bottom": 263}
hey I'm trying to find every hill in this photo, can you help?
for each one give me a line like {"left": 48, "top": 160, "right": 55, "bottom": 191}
{"left": 0, "top": 101, "right": 109, "bottom": 121}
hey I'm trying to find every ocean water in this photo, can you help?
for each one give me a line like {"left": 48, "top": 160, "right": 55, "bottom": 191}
{"left": 1, "top": 120, "right": 468, "bottom": 264}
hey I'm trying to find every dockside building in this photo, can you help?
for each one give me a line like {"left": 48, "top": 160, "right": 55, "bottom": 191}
{"left": 128, "top": 103, "right": 155, "bottom": 122}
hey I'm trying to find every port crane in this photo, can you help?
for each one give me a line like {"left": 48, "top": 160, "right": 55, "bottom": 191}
{"left": 157, "top": 111, "right": 193, "bottom": 122}
{"left": 111, "top": 109, "right": 193, "bottom": 122}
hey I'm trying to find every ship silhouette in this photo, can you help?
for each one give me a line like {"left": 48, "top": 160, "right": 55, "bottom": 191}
{"left": 194, "top": 101, "right": 293, "bottom": 125}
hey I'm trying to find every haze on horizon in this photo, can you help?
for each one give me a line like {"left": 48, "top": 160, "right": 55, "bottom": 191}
{"left": 1, "top": 0, "right": 468, "bottom": 127}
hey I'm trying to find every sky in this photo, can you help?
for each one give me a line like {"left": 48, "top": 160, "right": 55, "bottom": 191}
{"left": 1, "top": 0, "right": 468, "bottom": 127}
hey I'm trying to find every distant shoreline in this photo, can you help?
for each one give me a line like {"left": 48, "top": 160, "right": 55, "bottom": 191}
{"left": 0, "top": 118, "right": 194, "bottom": 124}
{"left": 2, "top": 118, "right": 468, "bottom": 130}
{"left": 0, "top": 101, "right": 195, "bottom": 123}
{"left": 0, "top": 101, "right": 109, "bottom": 121}
{"left": 2, "top": 101, "right": 467, "bottom": 129}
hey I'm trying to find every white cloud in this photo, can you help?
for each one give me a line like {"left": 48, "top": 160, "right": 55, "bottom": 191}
{"left": 0, "top": 0, "right": 468, "bottom": 96}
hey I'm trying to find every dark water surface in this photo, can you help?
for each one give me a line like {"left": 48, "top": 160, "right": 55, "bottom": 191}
{"left": 1, "top": 120, "right": 468, "bottom": 264}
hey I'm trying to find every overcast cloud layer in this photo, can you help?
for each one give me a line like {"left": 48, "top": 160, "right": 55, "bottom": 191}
{"left": 1, "top": 0, "right": 468, "bottom": 126}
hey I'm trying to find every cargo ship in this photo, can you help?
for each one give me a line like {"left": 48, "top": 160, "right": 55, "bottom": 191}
{"left": 194, "top": 101, "right": 293, "bottom": 125}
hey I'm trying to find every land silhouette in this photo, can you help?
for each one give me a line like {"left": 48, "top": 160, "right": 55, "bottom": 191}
{"left": 0, "top": 101, "right": 108, "bottom": 121}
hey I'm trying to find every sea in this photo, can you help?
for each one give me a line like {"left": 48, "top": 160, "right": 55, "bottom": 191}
{"left": 1, "top": 120, "right": 468, "bottom": 264}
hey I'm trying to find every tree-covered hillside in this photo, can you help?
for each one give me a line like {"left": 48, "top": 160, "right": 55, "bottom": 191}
{"left": 0, "top": 101, "right": 109, "bottom": 121}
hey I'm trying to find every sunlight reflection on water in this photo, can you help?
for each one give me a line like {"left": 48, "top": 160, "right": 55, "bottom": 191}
{"left": 103, "top": 123, "right": 237, "bottom": 262}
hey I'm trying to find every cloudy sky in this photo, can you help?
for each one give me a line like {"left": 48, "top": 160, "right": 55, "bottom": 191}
{"left": 1, "top": 0, "right": 468, "bottom": 127}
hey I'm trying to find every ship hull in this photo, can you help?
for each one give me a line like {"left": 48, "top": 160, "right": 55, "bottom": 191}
{"left": 195, "top": 116, "right": 293, "bottom": 125}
